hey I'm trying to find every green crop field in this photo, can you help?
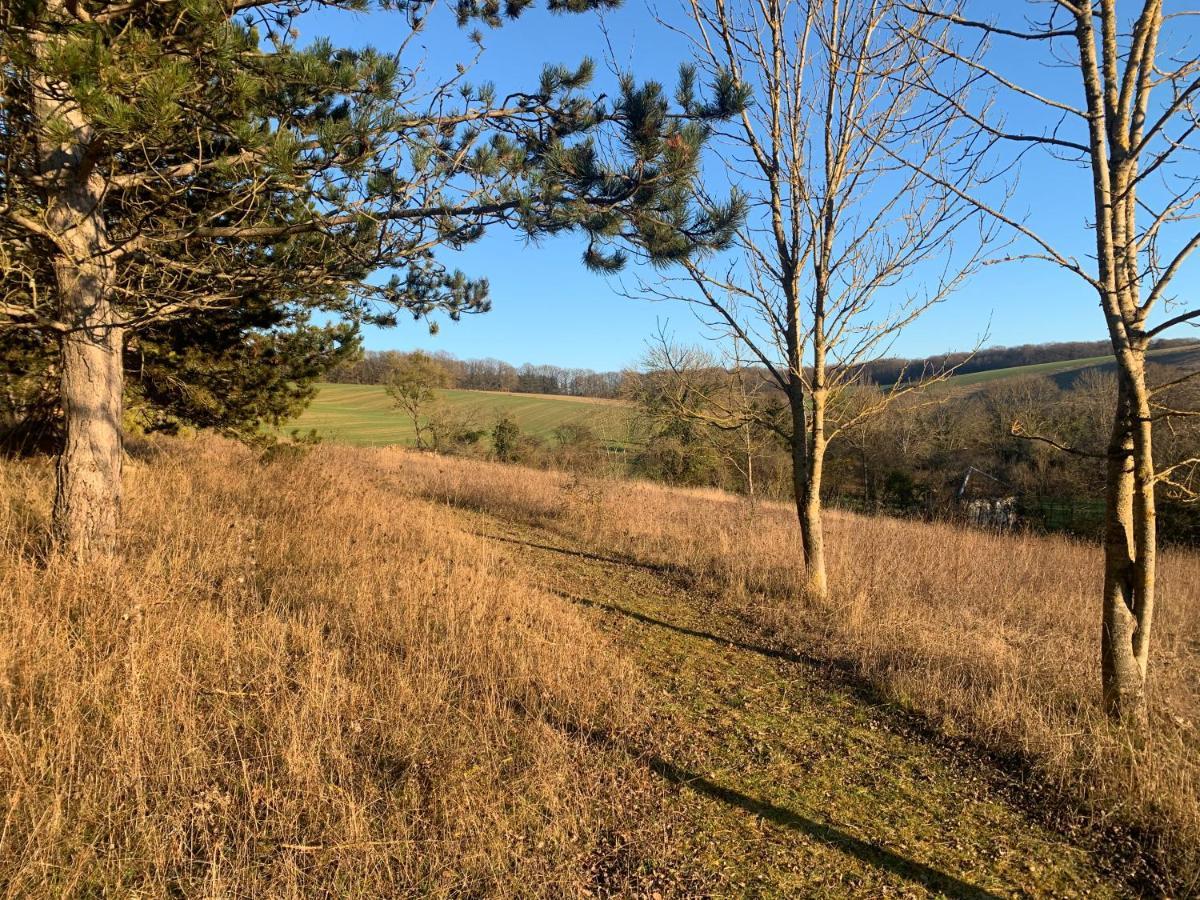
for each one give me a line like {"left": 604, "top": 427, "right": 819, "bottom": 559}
{"left": 280, "top": 382, "right": 634, "bottom": 447}
{"left": 285, "top": 343, "right": 1200, "bottom": 448}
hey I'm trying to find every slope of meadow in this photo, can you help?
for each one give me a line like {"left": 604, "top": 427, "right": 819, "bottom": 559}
{"left": 399, "top": 450, "right": 1200, "bottom": 894}
{"left": 3, "top": 439, "right": 1197, "bottom": 895}
{"left": 939, "top": 343, "right": 1200, "bottom": 390}
{"left": 0, "top": 439, "right": 655, "bottom": 897}
{"left": 282, "top": 382, "right": 632, "bottom": 447}
{"left": 285, "top": 346, "right": 1200, "bottom": 453}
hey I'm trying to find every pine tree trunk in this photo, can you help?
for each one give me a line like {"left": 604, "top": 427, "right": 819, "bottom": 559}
{"left": 35, "top": 60, "right": 124, "bottom": 559}
{"left": 53, "top": 292, "right": 124, "bottom": 559}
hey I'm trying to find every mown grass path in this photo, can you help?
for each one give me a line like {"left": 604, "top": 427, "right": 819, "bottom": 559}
{"left": 456, "top": 508, "right": 1132, "bottom": 898}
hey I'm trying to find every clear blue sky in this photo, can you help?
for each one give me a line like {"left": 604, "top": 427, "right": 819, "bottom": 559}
{"left": 298, "top": 1, "right": 1195, "bottom": 371}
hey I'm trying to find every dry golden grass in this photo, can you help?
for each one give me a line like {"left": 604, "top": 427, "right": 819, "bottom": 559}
{"left": 395, "top": 450, "right": 1200, "bottom": 891}
{"left": 6, "top": 436, "right": 1199, "bottom": 893}
{"left": 0, "top": 438, "right": 650, "bottom": 897}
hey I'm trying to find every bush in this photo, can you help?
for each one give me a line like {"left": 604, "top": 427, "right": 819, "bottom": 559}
{"left": 492, "top": 414, "right": 521, "bottom": 463}
{"left": 551, "top": 424, "right": 608, "bottom": 474}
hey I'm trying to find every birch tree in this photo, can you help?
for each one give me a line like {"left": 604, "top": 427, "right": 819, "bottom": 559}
{"left": 635, "top": 0, "right": 993, "bottom": 598}
{"left": 907, "top": 0, "right": 1200, "bottom": 725}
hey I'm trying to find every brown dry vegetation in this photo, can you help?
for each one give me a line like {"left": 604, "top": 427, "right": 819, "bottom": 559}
{"left": 0, "top": 438, "right": 653, "bottom": 897}
{"left": 397, "top": 449, "right": 1200, "bottom": 891}
{"left": 4, "top": 436, "right": 1199, "bottom": 894}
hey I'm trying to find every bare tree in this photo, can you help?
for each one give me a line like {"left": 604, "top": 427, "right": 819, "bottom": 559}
{"left": 907, "top": 0, "right": 1200, "bottom": 726}
{"left": 633, "top": 0, "right": 994, "bottom": 598}
{"left": 633, "top": 334, "right": 783, "bottom": 499}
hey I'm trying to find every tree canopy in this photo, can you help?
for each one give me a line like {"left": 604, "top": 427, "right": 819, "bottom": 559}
{"left": 1, "top": 0, "right": 744, "bottom": 337}
{"left": 0, "top": 0, "right": 745, "bottom": 555}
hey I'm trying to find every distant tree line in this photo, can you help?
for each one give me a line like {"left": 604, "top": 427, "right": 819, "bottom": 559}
{"left": 328, "top": 338, "right": 1200, "bottom": 402}
{"left": 329, "top": 350, "right": 629, "bottom": 399}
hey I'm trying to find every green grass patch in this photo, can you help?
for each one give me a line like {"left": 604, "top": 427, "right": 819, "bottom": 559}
{"left": 280, "top": 382, "right": 635, "bottom": 448}
{"left": 940, "top": 344, "right": 1200, "bottom": 391}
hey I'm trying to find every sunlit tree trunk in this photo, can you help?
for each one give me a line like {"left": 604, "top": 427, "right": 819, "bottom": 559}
{"left": 786, "top": 372, "right": 828, "bottom": 601}
{"left": 801, "top": 388, "right": 829, "bottom": 600}
{"left": 53, "top": 285, "right": 124, "bottom": 559}
{"left": 1100, "top": 352, "right": 1156, "bottom": 726}
{"left": 1074, "top": 6, "right": 1160, "bottom": 727}
{"left": 35, "top": 61, "right": 124, "bottom": 559}
{"left": 884, "top": 0, "right": 1199, "bottom": 725}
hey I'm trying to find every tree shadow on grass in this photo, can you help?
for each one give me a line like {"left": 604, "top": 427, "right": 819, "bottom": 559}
{"left": 645, "top": 755, "right": 1005, "bottom": 900}
{"left": 488, "top": 528, "right": 1148, "bottom": 895}
{"left": 545, "top": 596, "right": 1007, "bottom": 895}
{"left": 553, "top": 580, "right": 966, "bottom": 745}
{"left": 560, "top": 590, "right": 818, "bottom": 667}
{"left": 554, "top": 587, "right": 1155, "bottom": 897}
{"left": 481, "top": 532, "right": 678, "bottom": 577}
{"left": 544, "top": 710, "right": 1006, "bottom": 900}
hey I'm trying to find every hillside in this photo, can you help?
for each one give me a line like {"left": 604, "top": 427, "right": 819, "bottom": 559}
{"left": 292, "top": 343, "right": 1200, "bottom": 453}
{"left": 940, "top": 342, "right": 1200, "bottom": 390}
{"left": 282, "top": 382, "right": 633, "bottom": 447}
{"left": 5, "top": 439, "right": 1197, "bottom": 894}
{"left": 406, "top": 451, "right": 1200, "bottom": 893}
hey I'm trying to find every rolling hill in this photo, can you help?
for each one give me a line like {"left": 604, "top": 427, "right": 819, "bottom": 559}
{"left": 940, "top": 343, "right": 1200, "bottom": 390}
{"left": 287, "top": 343, "right": 1200, "bottom": 449}
{"left": 281, "top": 382, "right": 634, "bottom": 447}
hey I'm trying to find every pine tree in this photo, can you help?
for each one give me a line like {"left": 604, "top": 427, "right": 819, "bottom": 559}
{"left": 0, "top": 308, "right": 357, "bottom": 452}
{"left": 0, "top": 0, "right": 743, "bottom": 557}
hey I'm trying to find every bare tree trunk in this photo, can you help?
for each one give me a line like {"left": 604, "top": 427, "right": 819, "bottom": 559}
{"left": 802, "top": 390, "right": 829, "bottom": 600}
{"left": 905, "top": 0, "right": 1198, "bottom": 727}
{"left": 1130, "top": 375, "right": 1157, "bottom": 680}
{"left": 1101, "top": 356, "right": 1155, "bottom": 726}
{"left": 1101, "top": 380, "right": 1141, "bottom": 721}
{"left": 663, "top": 0, "right": 990, "bottom": 605}
{"left": 787, "top": 381, "right": 828, "bottom": 600}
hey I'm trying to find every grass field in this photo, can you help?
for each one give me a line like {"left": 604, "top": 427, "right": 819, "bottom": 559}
{"left": 6, "top": 438, "right": 1192, "bottom": 893}
{"left": 280, "top": 382, "right": 634, "bottom": 447}
{"left": 287, "top": 344, "right": 1200, "bottom": 449}
{"left": 404, "top": 450, "right": 1200, "bottom": 892}
{"left": 941, "top": 343, "right": 1200, "bottom": 389}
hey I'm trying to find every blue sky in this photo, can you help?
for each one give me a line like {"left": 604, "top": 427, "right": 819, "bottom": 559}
{"left": 298, "top": 1, "right": 1193, "bottom": 371}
